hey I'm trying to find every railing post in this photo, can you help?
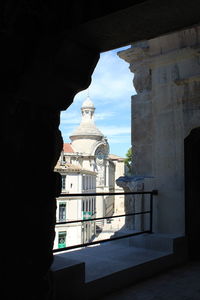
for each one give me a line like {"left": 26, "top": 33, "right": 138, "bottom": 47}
{"left": 149, "top": 192, "right": 153, "bottom": 233}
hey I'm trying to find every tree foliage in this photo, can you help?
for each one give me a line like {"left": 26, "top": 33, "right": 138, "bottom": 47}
{"left": 124, "top": 147, "right": 132, "bottom": 173}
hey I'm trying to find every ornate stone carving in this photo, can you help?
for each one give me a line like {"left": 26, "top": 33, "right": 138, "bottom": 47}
{"left": 133, "top": 66, "right": 152, "bottom": 93}
{"left": 118, "top": 44, "right": 151, "bottom": 93}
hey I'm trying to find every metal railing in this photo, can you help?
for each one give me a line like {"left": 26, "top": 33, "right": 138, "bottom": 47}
{"left": 53, "top": 190, "right": 158, "bottom": 253}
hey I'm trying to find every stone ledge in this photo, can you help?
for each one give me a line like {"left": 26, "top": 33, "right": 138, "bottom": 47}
{"left": 51, "top": 234, "right": 188, "bottom": 299}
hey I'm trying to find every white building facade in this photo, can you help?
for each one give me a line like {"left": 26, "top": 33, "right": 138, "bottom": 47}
{"left": 54, "top": 163, "right": 96, "bottom": 249}
{"left": 54, "top": 97, "right": 126, "bottom": 249}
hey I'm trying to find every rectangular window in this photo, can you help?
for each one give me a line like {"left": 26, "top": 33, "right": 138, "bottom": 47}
{"left": 91, "top": 197, "right": 93, "bottom": 213}
{"left": 83, "top": 175, "right": 86, "bottom": 190}
{"left": 89, "top": 176, "right": 91, "bottom": 189}
{"left": 61, "top": 175, "right": 66, "bottom": 190}
{"left": 92, "top": 176, "right": 94, "bottom": 189}
{"left": 86, "top": 199, "right": 88, "bottom": 211}
{"left": 85, "top": 175, "right": 87, "bottom": 190}
{"left": 92, "top": 197, "right": 94, "bottom": 214}
{"left": 82, "top": 200, "right": 85, "bottom": 212}
{"left": 92, "top": 176, "right": 96, "bottom": 190}
{"left": 94, "top": 197, "right": 96, "bottom": 213}
{"left": 59, "top": 202, "right": 66, "bottom": 221}
{"left": 58, "top": 231, "right": 66, "bottom": 248}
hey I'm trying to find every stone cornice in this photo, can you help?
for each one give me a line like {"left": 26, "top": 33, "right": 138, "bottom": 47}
{"left": 118, "top": 46, "right": 149, "bottom": 64}
{"left": 119, "top": 46, "right": 200, "bottom": 69}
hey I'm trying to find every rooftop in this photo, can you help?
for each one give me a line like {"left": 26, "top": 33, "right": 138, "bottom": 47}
{"left": 109, "top": 154, "right": 124, "bottom": 161}
{"left": 63, "top": 143, "right": 74, "bottom": 153}
{"left": 55, "top": 161, "right": 97, "bottom": 175}
{"left": 55, "top": 162, "right": 82, "bottom": 172}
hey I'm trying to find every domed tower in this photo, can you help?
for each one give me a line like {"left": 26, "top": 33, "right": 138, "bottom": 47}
{"left": 70, "top": 97, "right": 109, "bottom": 158}
{"left": 68, "top": 97, "right": 113, "bottom": 222}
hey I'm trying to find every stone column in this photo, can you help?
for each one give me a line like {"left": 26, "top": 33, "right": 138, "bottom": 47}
{"left": 118, "top": 43, "right": 154, "bottom": 233}
{"left": 118, "top": 26, "right": 200, "bottom": 235}
{"left": 118, "top": 42, "right": 153, "bottom": 176}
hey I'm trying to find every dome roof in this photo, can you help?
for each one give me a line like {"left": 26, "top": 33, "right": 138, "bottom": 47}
{"left": 70, "top": 97, "right": 103, "bottom": 140}
{"left": 70, "top": 123, "right": 103, "bottom": 138}
{"left": 82, "top": 96, "right": 95, "bottom": 109}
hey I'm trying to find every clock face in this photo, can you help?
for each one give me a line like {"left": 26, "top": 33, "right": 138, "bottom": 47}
{"left": 95, "top": 144, "right": 108, "bottom": 165}
{"left": 97, "top": 151, "right": 104, "bottom": 160}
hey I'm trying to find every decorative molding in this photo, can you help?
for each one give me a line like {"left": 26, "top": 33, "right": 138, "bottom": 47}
{"left": 174, "top": 74, "right": 200, "bottom": 85}
{"left": 118, "top": 46, "right": 149, "bottom": 64}
{"left": 148, "top": 47, "right": 200, "bottom": 68}
{"left": 133, "top": 65, "right": 152, "bottom": 93}
{"left": 119, "top": 46, "right": 200, "bottom": 69}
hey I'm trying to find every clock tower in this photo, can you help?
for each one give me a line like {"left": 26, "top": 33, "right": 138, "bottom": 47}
{"left": 70, "top": 96, "right": 109, "bottom": 169}
{"left": 69, "top": 97, "right": 111, "bottom": 221}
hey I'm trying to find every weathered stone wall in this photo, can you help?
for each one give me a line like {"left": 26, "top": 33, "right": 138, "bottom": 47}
{"left": 118, "top": 26, "right": 200, "bottom": 235}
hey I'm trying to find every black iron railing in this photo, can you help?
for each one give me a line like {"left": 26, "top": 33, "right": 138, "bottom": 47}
{"left": 53, "top": 190, "right": 158, "bottom": 253}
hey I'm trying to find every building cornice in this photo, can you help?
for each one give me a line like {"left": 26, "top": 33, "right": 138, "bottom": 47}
{"left": 119, "top": 46, "right": 200, "bottom": 69}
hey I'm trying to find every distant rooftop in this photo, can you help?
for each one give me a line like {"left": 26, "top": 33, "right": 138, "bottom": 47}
{"left": 55, "top": 161, "right": 81, "bottom": 171}
{"left": 109, "top": 154, "right": 124, "bottom": 161}
{"left": 63, "top": 143, "right": 74, "bottom": 153}
{"left": 55, "top": 161, "right": 96, "bottom": 175}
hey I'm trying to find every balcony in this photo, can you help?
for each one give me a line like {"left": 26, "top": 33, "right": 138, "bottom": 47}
{"left": 51, "top": 190, "right": 188, "bottom": 299}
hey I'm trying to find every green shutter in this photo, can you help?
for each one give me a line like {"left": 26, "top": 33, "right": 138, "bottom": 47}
{"left": 58, "top": 231, "right": 66, "bottom": 248}
{"left": 83, "top": 211, "right": 92, "bottom": 220}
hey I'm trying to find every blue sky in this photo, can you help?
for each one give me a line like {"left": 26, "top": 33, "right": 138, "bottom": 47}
{"left": 59, "top": 46, "right": 136, "bottom": 158}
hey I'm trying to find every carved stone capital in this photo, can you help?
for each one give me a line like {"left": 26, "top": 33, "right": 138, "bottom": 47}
{"left": 118, "top": 43, "right": 151, "bottom": 93}
{"left": 118, "top": 45, "right": 149, "bottom": 66}
{"left": 133, "top": 66, "right": 152, "bottom": 93}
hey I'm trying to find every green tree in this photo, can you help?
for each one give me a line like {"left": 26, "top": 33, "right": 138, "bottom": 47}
{"left": 124, "top": 147, "right": 132, "bottom": 174}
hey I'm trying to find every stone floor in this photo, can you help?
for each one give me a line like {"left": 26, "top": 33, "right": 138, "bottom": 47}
{"left": 101, "top": 261, "right": 200, "bottom": 300}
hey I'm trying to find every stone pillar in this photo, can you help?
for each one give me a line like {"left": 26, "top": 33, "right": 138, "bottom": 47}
{"left": 118, "top": 41, "right": 153, "bottom": 176}
{"left": 118, "top": 26, "right": 200, "bottom": 235}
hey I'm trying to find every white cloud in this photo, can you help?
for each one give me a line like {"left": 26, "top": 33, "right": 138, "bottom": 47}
{"left": 109, "top": 135, "right": 131, "bottom": 144}
{"left": 72, "top": 48, "right": 135, "bottom": 106}
{"left": 60, "top": 111, "right": 80, "bottom": 125}
{"left": 90, "top": 51, "right": 134, "bottom": 102}
{"left": 95, "top": 111, "right": 115, "bottom": 120}
{"left": 98, "top": 125, "right": 131, "bottom": 136}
